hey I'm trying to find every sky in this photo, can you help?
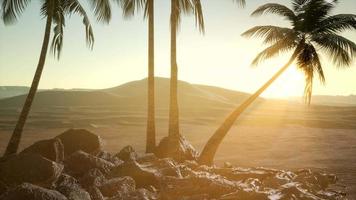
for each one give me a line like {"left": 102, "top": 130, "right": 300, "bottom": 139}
{"left": 0, "top": 0, "right": 355, "bottom": 98}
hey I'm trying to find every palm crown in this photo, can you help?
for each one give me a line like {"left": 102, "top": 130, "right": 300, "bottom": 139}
{"left": 2, "top": 0, "right": 112, "bottom": 58}
{"left": 242, "top": 0, "right": 356, "bottom": 103}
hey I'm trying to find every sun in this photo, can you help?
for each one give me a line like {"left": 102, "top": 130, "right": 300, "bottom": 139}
{"left": 263, "top": 65, "right": 305, "bottom": 98}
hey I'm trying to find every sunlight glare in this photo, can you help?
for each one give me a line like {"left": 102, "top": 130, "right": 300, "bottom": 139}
{"left": 263, "top": 65, "right": 305, "bottom": 98}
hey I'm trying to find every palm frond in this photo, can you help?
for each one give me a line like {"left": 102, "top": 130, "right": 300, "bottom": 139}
{"left": 314, "top": 14, "right": 356, "bottom": 34}
{"left": 65, "top": 0, "right": 95, "bottom": 48}
{"left": 296, "top": 43, "right": 325, "bottom": 104}
{"left": 191, "top": 0, "right": 205, "bottom": 34}
{"left": 251, "top": 3, "right": 296, "bottom": 22}
{"left": 88, "top": 0, "right": 111, "bottom": 23}
{"left": 51, "top": 7, "right": 65, "bottom": 59}
{"left": 251, "top": 37, "right": 298, "bottom": 66}
{"left": 119, "top": 0, "right": 145, "bottom": 18}
{"left": 296, "top": 0, "right": 337, "bottom": 32}
{"left": 232, "top": 0, "right": 245, "bottom": 7}
{"left": 2, "top": 0, "right": 31, "bottom": 24}
{"left": 312, "top": 33, "right": 356, "bottom": 67}
{"left": 50, "top": 1, "right": 66, "bottom": 59}
{"left": 241, "top": 25, "right": 296, "bottom": 45}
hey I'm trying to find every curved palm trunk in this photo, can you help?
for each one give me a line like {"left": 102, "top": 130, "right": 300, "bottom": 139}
{"left": 198, "top": 51, "right": 299, "bottom": 166}
{"left": 146, "top": 0, "right": 156, "bottom": 153}
{"left": 168, "top": 0, "right": 180, "bottom": 140}
{"left": 3, "top": 7, "right": 53, "bottom": 157}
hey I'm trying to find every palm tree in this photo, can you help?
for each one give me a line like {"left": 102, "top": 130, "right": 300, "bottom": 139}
{"left": 119, "top": 0, "right": 156, "bottom": 153}
{"left": 199, "top": 0, "right": 356, "bottom": 165}
{"left": 2, "top": 0, "right": 112, "bottom": 156}
{"left": 168, "top": 0, "right": 205, "bottom": 143}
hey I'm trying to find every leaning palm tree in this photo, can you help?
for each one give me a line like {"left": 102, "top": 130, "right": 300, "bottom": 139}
{"left": 199, "top": 0, "right": 356, "bottom": 165}
{"left": 2, "top": 0, "right": 112, "bottom": 156}
{"left": 119, "top": 0, "right": 156, "bottom": 153}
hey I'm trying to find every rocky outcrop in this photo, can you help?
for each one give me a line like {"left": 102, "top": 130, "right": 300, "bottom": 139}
{"left": 0, "top": 129, "right": 347, "bottom": 200}
{"left": 0, "top": 183, "right": 67, "bottom": 200}
{"left": 56, "top": 129, "right": 102, "bottom": 157}
{"left": 0, "top": 154, "right": 63, "bottom": 188}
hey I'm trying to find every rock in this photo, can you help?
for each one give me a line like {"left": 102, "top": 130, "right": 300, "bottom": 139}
{"left": 0, "top": 181, "right": 7, "bottom": 196}
{"left": 160, "top": 173, "right": 236, "bottom": 199}
{"left": 55, "top": 174, "right": 79, "bottom": 188}
{"left": 56, "top": 129, "right": 102, "bottom": 157}
{"left": 110, "top": 158, "right": 181, "bottom": 188}
{"left": 55, "top": 173, "right": 91, "bottom": 200}
{"left": 110, "top": 160, "right": 158, "bottom": 188}
{"left": 0, "top": 153, "right": 63, "bottom": 187}
{"left": 219, "top": 190, "right": 269, "bottom": 200}
{"left": 79, "top": 168, "right": 107, "bottom": 188}
{"left": 56, "top": 183, "right": 91, "bottom": 200}
{"left": 99, "top": 177, "right": 135, "bottom": 197}
{"left": 295, "top": 169, "right": 337, "bottom": 191}
{"left": 64, "top": 150, "right": 115, "bottom": 177}
{"left": 124, "top": 188, "right": 157, "bottom": 200}
{"left": 212, "top": 167, "right": 275, "bottom": 182}
{"left": 96, "top": 151, "right": 123, "bottom": 166}
{"left": 86, "top": 187, "right": 104, "bottom": 200}
{"left": 115, "top": 146, "right": 138, "bottom": 162}
{"left": 136, "top": 153, "right": 158, "bottom": 164}
{"left": 20, "top": 138, "right": 64, "bottom": 163}
{"left": 224, "top": 162, "right": 232, "bottom": 168}
{"left": 155, "top": 136, "right": 198, "bottom": 162}
{"left": 0, "top": 183, "right": 67, "bottom": 200}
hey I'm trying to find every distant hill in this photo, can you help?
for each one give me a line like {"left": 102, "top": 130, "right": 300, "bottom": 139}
{"left": 1, "top": 78, "right": 355, "bottom": 130}
{"left": 1, "top": 78, "right": 355, "bottom": 108}
{"left": 0, "top": 86, "right": 30, "bottom": 99}
{"left": 0, "top": 78, "right": 254, "bottom": 109}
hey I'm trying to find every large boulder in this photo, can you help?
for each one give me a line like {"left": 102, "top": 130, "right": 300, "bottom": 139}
{"left": 64, "top": 150, "right": 115, "bottom": 177}
{"left": 155, "top": 136, "right": 198, "bottom": 162}
{"left": 56, "top": 129, "right": 102, "bottom": 157}
{"left": 99, "top": 177, "right": 135, "bottom": 197}
{"left": 20, "top": 138, "right": 64, "bottom": 163}
{"left": 115, "top": 146, "right": 138, "bottom": 162}
{"left": 0, "top": 183, "right": 67, "bottom": 200}
{"left": 0, "top": 154, "right": 63, "bottom": 187}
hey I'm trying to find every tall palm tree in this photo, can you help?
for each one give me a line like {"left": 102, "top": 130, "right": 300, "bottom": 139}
{"left": 199, "top": 0, "right": 356, "bottom": 165}
{"left": 168, "top": 0, "right": 205, "bottom": 142}
{"left": 2, "top": 0, "right": 112, "bottom": 156}
{"left": 119, "top": 0, "right": 156, "bottom": 153}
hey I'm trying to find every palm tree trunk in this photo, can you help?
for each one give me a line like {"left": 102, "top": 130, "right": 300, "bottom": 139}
{"left": 198, "top": 51, "right": 299, "bottom": 165}
{"left": 168, "top": 0, "right": 180, "bottom": 140}
{"left": 146, "top": 0, "right": 156, "bottom": 153}
{"left": 3, "top": 6, "right": 53, "bottom": 157}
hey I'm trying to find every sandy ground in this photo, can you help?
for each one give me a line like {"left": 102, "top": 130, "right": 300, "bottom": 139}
{"left": 1, "top": 121, "right": 355, "bottom": 198}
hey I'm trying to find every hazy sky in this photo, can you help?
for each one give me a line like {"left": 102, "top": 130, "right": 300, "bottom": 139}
{"left": 0, "top": 0, "right": 355, "bottom": 98}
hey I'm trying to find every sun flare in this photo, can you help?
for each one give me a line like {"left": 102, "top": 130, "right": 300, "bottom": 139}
{"left": 264, "top": 65, "right": 305, "bottom": 98}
